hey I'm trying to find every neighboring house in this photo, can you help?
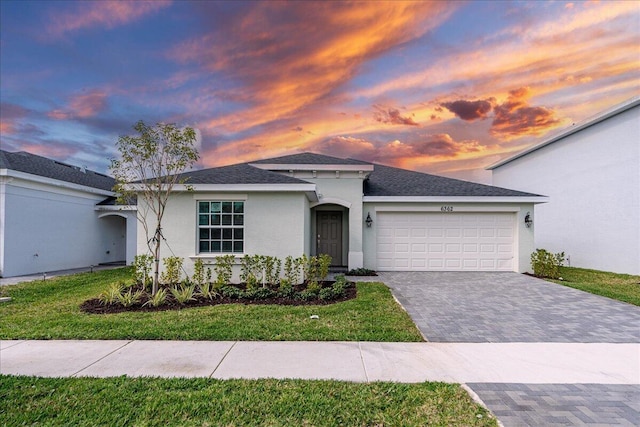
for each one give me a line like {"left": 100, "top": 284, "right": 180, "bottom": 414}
{"left": 139, "top": 152, "right": 545, "bottom": 279}
{"left": 488, "top": 96, "right": 640, "bottom": 275}
{"left": 0, "top": 150, "right": 137, "bottom": 277}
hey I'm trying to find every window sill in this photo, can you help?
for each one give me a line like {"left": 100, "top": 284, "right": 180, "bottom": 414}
{"left": 189, "top": 254, "right": 244, "bottom": 264}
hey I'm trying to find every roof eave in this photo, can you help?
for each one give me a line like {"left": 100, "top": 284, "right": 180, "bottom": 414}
{"left": 127, "top": 183, "right": 318, "bottom": 199}
{"left": 1, "top": 168, "right": 115, "bottom": 196}
{"left": 363, "top": 196, "right": 549, "bottom": 204}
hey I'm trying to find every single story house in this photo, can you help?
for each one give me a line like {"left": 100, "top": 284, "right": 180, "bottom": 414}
{"left": 0, "top": 150, "right": 137, "bottom": 277}
{"left": 488, "top": 96, "right": 639, "bottom": 275}
{"left": 140, "top": 152, "right": 546, "bottom": 279}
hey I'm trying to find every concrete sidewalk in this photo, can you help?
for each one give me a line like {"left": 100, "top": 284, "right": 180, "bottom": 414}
{"left": 1, "top": 340, "right": 638, "bottom": 384}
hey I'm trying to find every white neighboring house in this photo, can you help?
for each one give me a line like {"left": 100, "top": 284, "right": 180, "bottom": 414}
{"left": 0, "top": 150, "right": 137, "bottom": 278}
{"left": 488, "top": 97, "right": 640, "bottom": 275}
{"left": 136, "top": 152, "right": 546, "bottom": 281}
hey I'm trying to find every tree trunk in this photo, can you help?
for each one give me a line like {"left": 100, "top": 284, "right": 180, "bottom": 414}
{"left": 152, "top": 227, "right": 161, "bottom": 295}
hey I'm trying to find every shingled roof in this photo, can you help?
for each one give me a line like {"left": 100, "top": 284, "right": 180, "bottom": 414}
{"left": 0, "top": 150, "right": 115, "bottom": 191}
{"left": 177, "top": 152, "right": 540, "bottom": 197}
{"left": 176, "top": 163, "right": 311, "bottom": 185}
{"left": 363, "top": 163, "right": 540, "bottom": 197}
{"left": 251, "top": 152, "right": 371, "bottom": 165}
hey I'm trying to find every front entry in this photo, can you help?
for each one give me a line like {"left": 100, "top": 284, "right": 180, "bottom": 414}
{"left": 317, "top": 211, "right": 343, "bottom": 266}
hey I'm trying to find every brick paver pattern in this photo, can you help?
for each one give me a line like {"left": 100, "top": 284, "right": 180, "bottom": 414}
{"left": 469, "top": 383, "right": 640, "bottom": 427}
{"left": 379, "top": 271, "right": 640, "bottom": 343}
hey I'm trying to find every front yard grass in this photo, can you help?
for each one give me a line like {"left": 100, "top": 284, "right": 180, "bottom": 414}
{"left": 0, "top": 268, "right": 423, "bottom": 341}
{"left": 549, "top": 266, "right": 640, "bottom": 306}
{"left": 0, "top": 376, "right": 496, "bottom": 426}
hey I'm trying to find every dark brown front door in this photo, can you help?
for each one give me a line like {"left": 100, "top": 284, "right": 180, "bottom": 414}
{"left": 317, "top": 211, "right": 342, "bottom": 266}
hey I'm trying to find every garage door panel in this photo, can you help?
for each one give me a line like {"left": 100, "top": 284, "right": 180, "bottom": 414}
{"left": 463, "top": 244, "right": 478, "bottom": 252}
{"left": 377, "top": 212, "right": 515, "bottom": 272}
{"left": 411, "top": 243, "right": 426, "bottom": 252}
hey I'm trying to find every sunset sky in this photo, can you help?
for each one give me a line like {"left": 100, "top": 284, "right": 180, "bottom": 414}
{"left": 1, "top": 0, "right": 638, "bottom": 183}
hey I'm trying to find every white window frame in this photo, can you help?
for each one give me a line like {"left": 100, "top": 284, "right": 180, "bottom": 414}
{"left": 197, "top": 200, "right": 244, "bottom": 254}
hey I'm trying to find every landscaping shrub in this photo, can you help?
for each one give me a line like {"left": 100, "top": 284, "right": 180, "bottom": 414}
{"left": 85, "top": 253, "right": 356, "bottom": 313}
{"left": 221, "top": 285, "right": 244, "bottom": 299}
{"left": 283, "top": 256, "right": 302, "bottom": 285}
{"left": 192, "top": 258, "right": 206, "bottom": 286}
{"left": 160, "top": 256, "right": 184, "bottom": 285}
{"left": 346, "top": 268, "right": 377, "bottom": 276}
{"left": 133, "top": 254, "right": 153, "bottom": 288}
{"left": 531, "top": 249, "right": 565, "bottom": 279}
{"left": 214, "top": 255, "right": 234, "bottom": 288}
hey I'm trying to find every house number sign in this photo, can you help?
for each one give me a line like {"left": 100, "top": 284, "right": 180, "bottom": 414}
{"left": 440, "top": 206, "right": 454, "bottom": 212}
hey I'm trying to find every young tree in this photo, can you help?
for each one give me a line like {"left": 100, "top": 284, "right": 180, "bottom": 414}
{"left": 110, "top": 120, "right": 199, "bottom": 295}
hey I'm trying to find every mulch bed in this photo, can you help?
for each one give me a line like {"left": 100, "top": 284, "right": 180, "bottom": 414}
{"left": 80, "top": 282, "right": 356, "bottom": 315}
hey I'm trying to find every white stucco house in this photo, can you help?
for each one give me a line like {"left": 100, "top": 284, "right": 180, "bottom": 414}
{"left": 488, "top": 96, "right": 640, "bottom": 275}
{"left": 0, "top": 150, "right": 137, "bottom": 277}
{"left": 139, "top": 152, "right": 546, "bottom": 280}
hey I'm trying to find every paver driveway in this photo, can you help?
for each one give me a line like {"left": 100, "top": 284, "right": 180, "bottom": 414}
{"left": 379, "top": 271, "right": 640, "bottom": 343}
{"left": 379, "top": 271, "right": 640, "bottom": 426}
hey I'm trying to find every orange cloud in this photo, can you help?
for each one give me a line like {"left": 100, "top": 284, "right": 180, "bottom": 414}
{"left": 171, "top": 2, "right": 458, "bottom": 133}
{"left": 46, "top": 1, "right": 171, "bottom": 38}
{"left": 490, "top": 87, "right": 562, "bottom": 139}
{"left": 356, "top": 1, "right": 639, "bottom": 105}
{"left": 373, "top": 105, "right": 419, "bottom": 126}
{"left": 48, "top": 90, "right": 108, "bottom": 120}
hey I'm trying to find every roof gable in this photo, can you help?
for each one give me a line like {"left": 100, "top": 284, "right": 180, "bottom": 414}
{"left": 0, "top": 150, "right": 115, "bottom": 191}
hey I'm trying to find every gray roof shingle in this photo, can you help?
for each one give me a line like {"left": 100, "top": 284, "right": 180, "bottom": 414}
{"left": 364, "top": 163, "right": 541, "bottom": 197}
{"left": 177, "top": 153, "right": 541, "bottom": 197}
{"left": 0, "top": 150, "right": 115, "bottom": 191}
{"left": 251, "top": 152, "right": 372, "bottom": 165}
{"left": 176, "top": 163, "right": 310, "bottom": 185}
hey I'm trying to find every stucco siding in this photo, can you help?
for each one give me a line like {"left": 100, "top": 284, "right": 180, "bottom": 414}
{"left": 307, "top": 176, "right": 365, "bottom": 268}
{"left": 1, "top": 179, "right": 126, "bottom": 277}
{"left": 492, "top": 104, "right": 640, "bottom": 274}
{"left": 138, "top": 191, "right": 309, "bottom": 281}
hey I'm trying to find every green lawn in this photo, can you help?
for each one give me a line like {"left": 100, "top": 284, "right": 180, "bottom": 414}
{"left": 0, "top": 376, "right": 496, "bottom": 426}
{"left": 0, "top": 268, "right": 423, "bottom": 341}
{"left": 549, "top": 266, "right": 640, "bottom": 306}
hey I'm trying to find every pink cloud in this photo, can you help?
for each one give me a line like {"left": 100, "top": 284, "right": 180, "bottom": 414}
{"left": 312, "top": 133, "right": 481, "bottom": 166}
{"left": 48, "top": 90, "right": 108, "bottom": 120}
{"left": 0, "top": 103, "right": 29, "bottom": 135}
{"left": 47, "top": 1, "right": 171, "bottom": 38}
{"left": 382, "top": 134, "right": 482, "bottom": 159}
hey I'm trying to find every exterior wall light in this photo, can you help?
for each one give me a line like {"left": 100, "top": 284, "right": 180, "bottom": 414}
{"left": 365, "top": 212, "right": 373, "bottom": 228}
{"left": 524, "top": 212, "right": 533, "bottom": 228}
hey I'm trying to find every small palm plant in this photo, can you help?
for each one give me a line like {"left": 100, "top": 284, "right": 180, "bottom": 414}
{"left": 171, "top": 285, "right": 196, "bottom": 305}
{"left": 143, "top": 288, "right": 168, "bottom": 308}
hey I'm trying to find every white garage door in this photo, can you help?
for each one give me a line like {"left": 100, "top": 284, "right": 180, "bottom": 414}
{"left": 377, "top": 212, "right": 516, "bottom": 271}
